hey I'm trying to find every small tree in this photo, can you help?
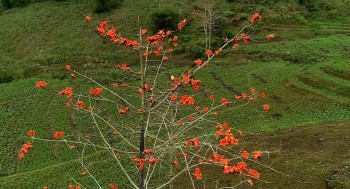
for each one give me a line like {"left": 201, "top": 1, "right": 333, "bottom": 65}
{"left": 20, "top": 12, "right": 276, "bottom": 189}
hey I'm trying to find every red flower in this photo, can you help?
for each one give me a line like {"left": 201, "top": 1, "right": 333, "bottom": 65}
{"left": 262, "top": 104, "right": 270, "bottom": 111}
{"left": 232, "top": 43, "right": 240, "bottom": 48}
{"left": 27, "top": 130, "right": 36, "bottom": 137}
{"left": 236, "top": 161, "right": 248, "bottom": 172}
{"left": 65, "top": 65, "right": 71, "bottom": 70}
{"left": 253, "top": 151, "right": 262, "bottom": 160}
{"left": 137, "top": 88, "right": 144, "bottom": 95}
{"left": 182, "top": 74, "right": 190, "bottom": 85}
{"left": 241, "top": 151, "right": 249, "bottom": 159}
{"left": 170, "top": 94, "right": 177, "bottom": 101}
{"left": 193, "top": 167, "right": 202, "bottom": 180}
{"left": 18, "top": 152, "right": 25, "bottom": 158}
{"left": 119, "top": 107, "right": 130, "bottom": 115}
{"left": 96, "top": 27, "right": 105, "bottom": 36}
{"left": 238, "top": 130, "right": 243, "bottom": 136}
{"left": 266, "top": 34, "right": 275, "bottom": 39}
{"left": 173, "top": 159, "right": 179, "bottom": 167}
{"left": 107, "top": 27, "right": 116, "bottom": 39}
{"left": 36, "top": 81, "right": 47, "bottom": 88}
{"left": 59, "top": 87, "right": 73, "bottom": 98}
{"left": 144, "top": 84, "right": 151, "bottom": 92}
{"left": 259, "top": 93, "right": 266, "bottom": 98}
{"left": 148, "top": 157, "right": 158, "bottom": 164}
{"left": 205, "top": 49, "right": 212, "bottom": 56}
{"left": 89, "top": 88, "right": 103, "bottom": 96}
{"left": 215, "top": 48, "right": 222, "bottom": 56}
{"left": 180, "top": 95, "right": 195, "bottom": 105}
{"left": 177, "top": 19, "right": 187, "bottom": 31}
{"left": 162, "top": 56, "right": 169, "bottom": 61}
{"left": 85, "top": 16, "right": 91, "bottom": 22}
{"left": 75, "top": 101, "right": 86, "bottom": 109}
{"left": 99, "top": 21, "right": 108, "bottom": 29}
{"left": 53, "top": 131, "right": 64, "bottom": 139}
{"left": 248, "top": 169, "right": 260, "bottom": 179}
{"left": 141, "top": 29, "right": 148, "bottom": 35}
{"left": 194, "top": 59, "right": 202, "bottom": 67}
{"left": 250, "top": 13, "right": 262, "bottom": 23}
{"left": 221, "top": 98, "right": 230, "bottom": 105}
{"left": 209, "top": 95, "right": 215, "bottom": 101}
{"left": 144, "top": 149, "right": 154, "bottom": 154}
{"left": 149, "top": 97, "right": 155, "bottom": 104}
{"left": 250, "top": 88, "right": 255, "bottom": 93}
{"left": 109, "top": 183, "right": 118, "bottom": 189}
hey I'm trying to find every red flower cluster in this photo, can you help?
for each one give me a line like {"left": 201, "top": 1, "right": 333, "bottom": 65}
{"left": 250, "top": 13, "right": 262, "bottom": 23}
{"left": 115, "top": 64, "right": 131, "bottom": 71}
{"left": 221, "top": 98, "right": 230, "bottom": 105}
{"left": 28, "top": 130, "right": 36, "bottom": 137}
{"left": 132, "top": 155, "right": 158, "bottom": 170}
{"left": 109, "top": 183, "right": 118, "bottom": 189}
{"left": 177, "top": 19, "right": 187, "bottom": 31}
{"left": 53, "top": 131, "right": 64, "bottom": 139}
{"left": 89, "top": 88, "right": 103, "bottom": 96}
{"left": 69, "top": 185, "right": 81, "bottom": 189}
{"left": 180, "top": 95, "right": 195, "bottom": 105}
{"left": 36, "top": 81, "right": 47, "bottom": 88}
{"left": 215, "top": 122, "right": 239, "bottom": 147}
{"left": 59, "top": 87, "right": 73, "bottom": 98}
{"left": 193, "top": 167, "right": 202, "bottom": 180}
{"left": 96, "top": 21, "right": 141, "bottom": 48}
{"left": 18, "top": 142, "right": 32, "bottom": 159}
{"left": 75, "top": 101, "right": 86, "bottom": 109}
{"left": 184, "top": 137, "right": 200, "bottom": 147}
{"left": 119, "top": 107, "right": 129, "bottom": 114}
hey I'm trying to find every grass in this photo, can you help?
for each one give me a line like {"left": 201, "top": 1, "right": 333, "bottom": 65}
{"left": 0, "top": 0, "right": 350, "bottom": 188}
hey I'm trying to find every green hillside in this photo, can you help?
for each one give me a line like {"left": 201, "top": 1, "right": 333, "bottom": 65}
{"left": 0, "top": 0, "right": 350, "bottom": 188}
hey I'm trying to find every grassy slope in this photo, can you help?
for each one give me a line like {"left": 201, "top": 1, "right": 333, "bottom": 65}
{"left": 0, "top": 0, "right": 350, "bottom": 188}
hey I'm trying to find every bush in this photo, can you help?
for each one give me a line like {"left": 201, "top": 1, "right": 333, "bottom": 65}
{"left": 150, "top": 7, "right": 180, "bottom": 32}
{"left": 1, "top": 0, "right": 12, "bottom": 9}
{"left": 95, "top": 0, "right": 123, "bottom": 13}
{"left": 0, "top": 70, "right": 16, "bottom": 83}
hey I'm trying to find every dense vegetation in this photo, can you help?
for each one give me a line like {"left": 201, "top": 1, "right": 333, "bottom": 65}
{"left": 0, "top": 0, "right": 349, "bottom": 188}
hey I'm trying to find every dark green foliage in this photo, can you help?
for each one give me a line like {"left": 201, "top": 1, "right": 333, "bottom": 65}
{"left": 1, "top": 0, "right": 30, "bottom": 9}
{"left": 95, "top": 0, "right": 123, "bottom": 13}
{"left": 298, "top": 0, "right": 319, "bottom": 12}
{"left": 0, "top": 70, "right": 16, "bottom": 83}
{"left": 1, "top": 0, "right": 66, "bottom": 9}
{"left": 150, "top": 7, "right": 180, "bottom": 32}
{"left": 1, "top": 0, "right": 12, "bottom": 9}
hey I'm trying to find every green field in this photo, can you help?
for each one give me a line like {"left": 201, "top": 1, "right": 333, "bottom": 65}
{"left": 1, "top": 0, "right": 350, "bottom": 188}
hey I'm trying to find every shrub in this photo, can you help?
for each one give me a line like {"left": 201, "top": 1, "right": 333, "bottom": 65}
{"left": 150, "top": 7, "right": 180, "bottom": 32}
{"left": 0, "top": 70, "right": 16, "bottom": 83}
{"left": 1, "top": 0, "right": 12, "bottom": 9}
{"left": 95, "top": 0, "right": 123, "bottom": 13}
